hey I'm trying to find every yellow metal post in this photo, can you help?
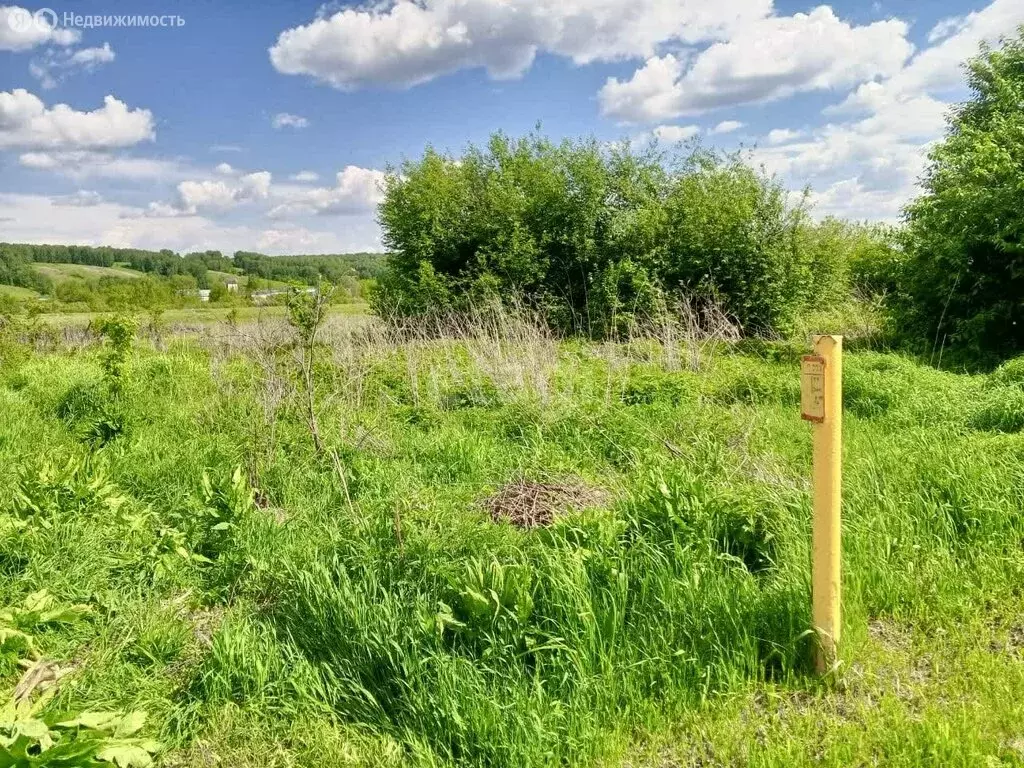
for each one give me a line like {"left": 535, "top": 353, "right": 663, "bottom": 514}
{"left": 803, "top": 335, "right": 842, "bottom": 673}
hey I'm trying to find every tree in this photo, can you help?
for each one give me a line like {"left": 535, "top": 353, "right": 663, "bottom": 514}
{"left": 900, "top": 27, "right": 1024, "bottom": 359}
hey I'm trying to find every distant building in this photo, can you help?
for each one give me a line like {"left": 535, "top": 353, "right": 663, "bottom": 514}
{"left": 198, "top": 289, "right": 211, "bottom": 302}
{"left": 251, "top": 286, "right": 316, "bottom": 302}
{"left": 225, "top": 279, "right": 239, "bottom": 293}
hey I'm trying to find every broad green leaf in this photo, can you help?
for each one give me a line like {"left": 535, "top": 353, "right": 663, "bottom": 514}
{"left": 96, "top": 742, "right": 157, "bottom": 767}
{"left": 111, "top": 712, "right": 146, "bottom": 738}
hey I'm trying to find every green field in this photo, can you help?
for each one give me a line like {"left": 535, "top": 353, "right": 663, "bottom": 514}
{"left": 0, "top": 284, "right": 39, "bottom": 299}
{"left": 35, "top": 302, "right": 369, "bottom": 326}
{"left": 0, "top": 311, "right": 1022, "bottom": 766}
{"left": 30, "top": 265, "right": 298, "bottom": 291}
{"left": 205, "top": 270, "right": 292, "bottom": 289}
{"left": 34, "top": 263, "right": 145, "bottom": 283}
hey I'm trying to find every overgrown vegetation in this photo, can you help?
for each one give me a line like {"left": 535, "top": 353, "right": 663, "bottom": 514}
{"left": 0, "top": 305, "right": 1022, "bottom": 765}
{"left": 374, "top": 137, "right": 848, "bottom": 337}
{"left": 374, "top": 29, "right": 1024, "bottom": 365}
{"left": 897, "top": 26, "right": 1024, "bottom": 362}
{"left": 0, "top": 244, "right": 385, "bottom": 314}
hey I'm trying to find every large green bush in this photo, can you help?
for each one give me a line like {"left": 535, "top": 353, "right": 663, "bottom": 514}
{"left": 374, "top": 133, "right": 840, "bottom": 336}
{"left": 898, "top": 28, "right": 1024, "bottom": 359}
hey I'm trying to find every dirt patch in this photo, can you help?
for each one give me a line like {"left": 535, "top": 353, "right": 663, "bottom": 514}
{"left": 1010, "top": 625, "right": 1024, "bottom": 655}
{"left": 189, "top": 605, "right": 226, "bottom": 648}
{"left": 868, "top": 619, "right": 913, "bottom": 653}
{"left": 991, "top": 623, "right": 1024, "bottom": 658}
{"left": 483, "top": 477, "right": 608, "bottom": 529}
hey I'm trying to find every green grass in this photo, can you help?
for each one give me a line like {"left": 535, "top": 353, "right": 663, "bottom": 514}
{"left": 0, "top": 284, "right": 40, "bottom": 299}
{"left": 34, "top": 263, "right": 144, "bottom": 283}
{"left": 206, "top": 269, "right": 244, "bottom": 285}
{"left": 0, "top": 316, "right": 1022, "bottom": 766}
{"left": 37, "top": 303, "right": 368, "bottom": 326}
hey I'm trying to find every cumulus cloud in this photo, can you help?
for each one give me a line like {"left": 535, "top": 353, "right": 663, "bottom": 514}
{"left": 165, "top": 171, "right": 273, "bottom": 215}
{"left": 30, "top": 43, "right": 115, "bottom": 89}
{"left": 290, "top": 170, "right": 319, "bottom": 182}
{"left": 600, "top": 7, "right": 913, "bottom": 121}
{"left": 831, "top": 0, "right": 1022, "bottom": 119}
{"left": 652, "top": 124, "right": 700, "bottom": 143}
{"left": 268, "top": 165, "right": 386, "bottom": 218}
{"left": 751, "top": 124, "right": 929, "bottom": 223}
{"left": 710, "top": 120, "right": 743, "bottom": 134}
{"left": 0, "top": 90, "right": 154, "bottom": 150}
{"left": 268, "top": 0, "right": 771, "bottom": 90}
{"left": 272, "top": 112, "right": 309, "bottom": 129}
{"left": 766, "top": 128, "right": 803, "bottom": 145}
{"left": 0, "top": 5, "right": 79, "bottom": 51}
{"left": 214, "top": 162, "right": 237, "bottom": 175}
{"left": 742, "top": 0, "right": 1024, "bottom": 222}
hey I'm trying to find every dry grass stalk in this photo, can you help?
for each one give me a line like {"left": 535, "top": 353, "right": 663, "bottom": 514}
{"left": 483, "top": 477, "right": 608, "bottom": 529}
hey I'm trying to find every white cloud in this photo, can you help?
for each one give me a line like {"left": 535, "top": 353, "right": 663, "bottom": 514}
{"left": 710, "top": 120, "right": 743, "bottom": 134}
{"left": 18, "top": 150, "right": 182, "bottom": 180}
{"left": 30, "top": 43, "right": 115, "bottom": 89}
{"left": 176, "top": 180, "right": 239, "bottom": 211}
{"left": 68, "top": 43, "right": 115, "bottom": 66}
{"left": 653, "top": 124, "right": 700, "bottom": 143}
{"left": 0, "top": 90, "right": 154, "bottom": 150}
{"left": 809, "top": 177, "right": 912, "bottom": 221}
{"left": 0, "top": 193, "right": 384, "bottom": 254}
{"left": 755, "top": 122, "right": 930, "bottom": 188}
{"left": 268, "top": 165, "right": 386, "bottom": 218}
{"left": 290, "top": 170, "right": 319, "bottom": 182}
{"left": 0, "top": 5, "right": 79, "bottom": 51}
{"left": 51, "top": 189, "right": 103, "bottom": 207}
{"left": 253, "top": 225, "right": 381, "bottom": 254}
{"left": 766, "top": 128, "right": 802, "bottom": 145}
{"left": 171, "top": 171, "right": 273, "bottom": 215}
{"left": 832, "top": 0, "right": 1022, "bottom": 118}
{"left": 751, "top": 121, "right": 929, "bottom": 223}
{"left": 745, "top": 0, "right": 1024, "bottom": 222}
{"left": 927, "top": 15, "right": 967, "bottom": 44}
{"left": 599, "top": 7, "right": 912, "bottom": 121}
{"left": 268, "top": 0, "right": 771, "bottom": 90}
{"left": 630, "top": 123, "right": 700, "bottom": 149}
{"left": 272, "top": 112, "right": 309, "bottom": 129}
{"left": 138, "top": 166, "right": 384, "bottom": 222}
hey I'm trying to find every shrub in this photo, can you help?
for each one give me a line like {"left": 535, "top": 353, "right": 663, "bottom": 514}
{"left": 827, "top": 221, "right": 904, "bottom": 300}
{"left": 375, "top": 133, "right": 833, "bottom": 337}
{"left": 661, "top": 151, "right": 812, "bottom": 334}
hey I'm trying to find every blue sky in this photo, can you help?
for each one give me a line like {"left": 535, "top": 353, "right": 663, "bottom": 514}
{"left": 0, "top": 0, "right": 1020, "bottom": 254}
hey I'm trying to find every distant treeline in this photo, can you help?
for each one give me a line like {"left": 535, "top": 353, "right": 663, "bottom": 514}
{"left": 0, "top": 242, "right": 387, "bottom": 292}
{"left": 233, "top": 252, "right": 387, "bottom": 284}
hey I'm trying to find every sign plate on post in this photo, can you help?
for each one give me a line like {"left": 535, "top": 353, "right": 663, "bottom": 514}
{"left": 801, "top": 355, "right": 826, "bottom": 422}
